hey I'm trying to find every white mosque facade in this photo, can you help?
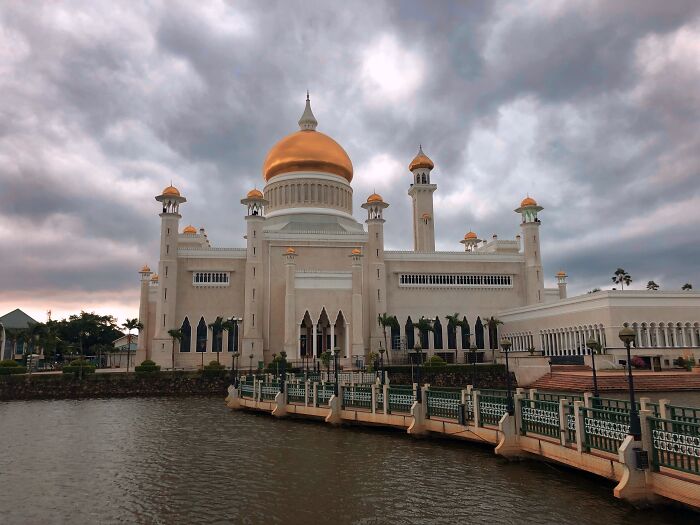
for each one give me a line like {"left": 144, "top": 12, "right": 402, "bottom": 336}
{"left": 136, "top": 97, "right": 700, "bottom": 370}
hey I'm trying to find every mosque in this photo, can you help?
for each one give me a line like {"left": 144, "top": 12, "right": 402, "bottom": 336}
{"left": 136, "top": 96, "right": 700, "bottom": 371}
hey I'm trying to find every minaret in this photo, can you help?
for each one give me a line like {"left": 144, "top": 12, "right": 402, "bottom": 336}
{"left": 283, "top": 247, "right": 297, "bottom": 358}
{"left": 515, "top": 196, "right": 545, "bottom": 305}
{"left": 460, "top": 231, "right": 481, "bottom": 252}
{"left": 350, "top": 248, "right": 364, "bottom": 358}
{"left": 152, "top": 186, "right": 186, "bottom": 363}
{"left": 556, "top": 271, "right": 568, "bottom": 299}
{"left": 241, "top": 189, "right": 268, "bottom": 365}
{"left": 408, "top": 146, "right": 436, "bottom": 252}
{"left": 136, "top": 264, "right": 152, "bottom": 362}
{"left": 361, "top": 193, "right": 389, "bottom": 352}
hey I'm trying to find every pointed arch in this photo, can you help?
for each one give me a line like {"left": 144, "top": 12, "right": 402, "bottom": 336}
{"left": 433, "top": 317, "right": 443, "bottom": 349}
{"left": 461, "top": 317, "right": 471, "bottom": 349}
{"left": 390, "top": 320, "right": 400, "bottom": 350}
{"left": 475, "top": 317, "right": 484, "bottom": 349}
{"left": 227, "top": 318, "right": 239, "bottom": 352}
{"left": 447, "top": 317, "right": 457, "bottom": 350}
{"left": 196, "top": 317, "right": 207, "bottom": 353}
{"left": 405, "top": 316, "right": 415, "bottom": 350}
{"left": 180, "top": 317, "right": 191, "bottom": 353}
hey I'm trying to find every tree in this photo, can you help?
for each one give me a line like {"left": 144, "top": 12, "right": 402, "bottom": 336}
{"left": 377, "top": 313, "right": 399, "bottom": 365}
{"left": 682, "top": 283, "right": 693, "bottom": 291}
{"left": 168, "top": 328, "right": 183, "bottom": 371}
{"left": 208, "top": 316, "right": 226, "bottom": 364}
{"left": 646, "top": 281, "right": 659, "bottom": 291}
{"left": 587, "top": 288, "right": 601, "bottom": 294}
{"left": 482, "top": 316, "right": 504, "bottom": 362}
{"left": 3, "top": 328, "right": 22, "bottom": 359}
{"left": 445, "top": 313, "right": 464, "bottom": 362}
{"left": 612, "top": 268, "right": 632, "bottom": 290}
{"left": 121, "top": 318, "right": 143, "bottom": 373}
{"left": 415, "top": 317, "right": 433, "bottom": 349}
{"left": 320, "top": 350, "right": 332, "bottom": 373}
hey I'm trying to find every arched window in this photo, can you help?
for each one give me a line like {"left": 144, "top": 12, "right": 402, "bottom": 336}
{"left": 433, "top": 317, "right": 443, "bottom": 349}
{"left": 212, "top": 320, "right": 222, "bottom": 353}
{"left": 391, "top": 322, "right": 400, "bottom": 350}
{"left": 180, "top": 317, "right": 191, "bottom": 352}
{"left": 196, "top": 317, "right": 207, "bottom": 353}
{"left": 475, "top": 317, "right": 485, "bottom": 349}
{"left": 227, "top": 320, "right": 238, "bottom": 352}
{"left": 405, "top": 317, "right": 414, "bottom": 349}
{"left": 461, "top": 317, "right": 471, "bottom": 349}
{"left": 447, "top": 318, "right": 457, "bottom": 350}
{"left": 420, "top": 323, "right": 430, "bottom": 349}
{"left": 489, "top": 320, "right": 499, "bottom": 350}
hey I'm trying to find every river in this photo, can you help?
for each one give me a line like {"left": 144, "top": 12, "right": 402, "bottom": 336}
{"left": 0, "top": 397, "right": 695, "bottom": 524}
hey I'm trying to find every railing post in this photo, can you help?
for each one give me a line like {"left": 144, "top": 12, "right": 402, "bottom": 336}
{"left": 371, "top": 383, "right": 377, "bottom": 414}
{"left": 639, "top": 397, "right": 650, "bottom": 412}
{"left": 658, "top": 398, "right": 670, "bottom": 420}
{"left": 559, "top": 399, "right": 569, "bottom": 446}
{"left": 514, "top": 392, "right": 525, "bottom": 435}
{"left": 382, "top": 383, "right": 389, "bottom": 415}
{"left": 313, "top": 382, "right": 318, "bottom": 407}
{"left": 639, "top": 409, "right": 653, "bottom": 456}
{"left": 304, "top": 380, "right": 309, "bottom": 407}
{"left": 473, "top": 389, "right": 481, "bottom": 427}
{"left": 529, "top": 388, "right": 537, "bottom": 401}
{"left": 583, "top": 391, "right": 594, "bottom": 409}
{"left": 573, "top": 400, "right": 585, "bottom": 453}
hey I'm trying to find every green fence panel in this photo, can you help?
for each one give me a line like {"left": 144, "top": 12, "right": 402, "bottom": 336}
{"left": 261, "top": 382, "right": 279, "bottom": 401}
{"left": 650, "top": 417, "right": 700, "bottom": 475}
{"left": 426, "top": 389, "right": 461, "bottom": 420}
{"left": 287, "top": 383, "right": 306, "bottom": 403}
{"left": 520, "top": 399, "right": 560, "bottom": 439}
{"left": 342, "top": 386, "right": 372, "bottom": 409}
{"left": 582, "top": 406, "right": 629, "bottom": 454}
{"left": 316, "top": 383, "right": 334, "bottom": 407}
{"left": 387, "top": 387, "right": 415, "bottom": 414}
{"left": 479, "top": 394, "right": 508, "bottom": 427}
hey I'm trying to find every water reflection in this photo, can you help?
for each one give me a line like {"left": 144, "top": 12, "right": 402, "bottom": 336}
{"left": 0, "top": 398, "right": 694, "bottom": 524}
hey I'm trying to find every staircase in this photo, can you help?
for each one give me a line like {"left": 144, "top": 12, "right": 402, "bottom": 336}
{"left": 531, "top": 371, "right": 700, "bottom": 392}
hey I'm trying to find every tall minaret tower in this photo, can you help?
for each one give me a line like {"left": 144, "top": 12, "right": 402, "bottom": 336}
{"left": 408, "top": 146, "right": 436, "bottom": 252}
{"left": 136, "top": 264, "right": 153, "bottom": 363}
{"left": 362, "top": 193, "right": 389, "bottom": 352}
{"left": 153, "top": 185, "right": 186, "bottom": 360}
{"left": 240, "top": 189, "right": 268, "bottom": 366}
{"left": 515, "top": 196, "right": 545, "bottom": 305}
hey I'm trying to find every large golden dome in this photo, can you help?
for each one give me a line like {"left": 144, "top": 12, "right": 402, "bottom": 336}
{"left": 262, "top": 95, "right": 353, "bottom": 183}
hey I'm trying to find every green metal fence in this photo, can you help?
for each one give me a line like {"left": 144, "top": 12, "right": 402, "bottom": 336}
{"left": 650, "top": 417, "right": 700, "bottom": 475}
{"left": 566, "top": 402, "right": 577, "bottom": 444}
{"left": 426, "top": 389, "right": 461, "bottom": 420}
{"left": 520, "top": 398, "right": 560, "bottom": 439}
{"left": 466, "top": 395, "right": 474, "bottom": 423}
{"left": 240, "top": 380, "right": 255, "bottom": 399}
{"left": 387, "top": 386, "right": 415, "bottom": 414}
{"left": 534, "top": 392, "right": 583, "bottom": 405}
{"left": 667, "top": 405, "right": 700, "bottom": 427}
{"left": 316, "top": 383, "right": 334, "bottom": 407}
{"left": 342, "top": 385, "right": 372, "bottom": 409}
{"left": 287, "top": 382, "right": 306, "bottom": 403}
{"left": 478, "top": 394, "right": 508, "bottom": 427}
{"left": 261, "top": 382, "right": 279, "bottom": 401}
{"left": 582, "top": 406, "right": 629, "bottom": 454}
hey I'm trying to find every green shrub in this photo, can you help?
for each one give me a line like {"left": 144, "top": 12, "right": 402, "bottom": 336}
{"left": 135, "top": 359, "right": 161, "bottom": 374}
{"left": 0, "top": 364, "right": 27, "bottom": 375}
{"left": 0, "top": 359, "right": 20, "bottom": 367}
{"left": 62, "top": 360, "right": 96, "bottom": 377}
{"left": 424, "top": 355, "right": 447, "bottom": 367}
{"left": 201, "top": 360, "right": 226, "bottom": 378}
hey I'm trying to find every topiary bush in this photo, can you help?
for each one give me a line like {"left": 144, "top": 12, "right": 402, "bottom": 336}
{"left": 62, "top": 359, "right": 96, "bottom": 377}
{"left": 135, "top": 359, "right": 161, "bottom": 375}
{"left": 424, "top": 355, "right": 447, "bottom": 368}
{"left": 202, "top": 360, "right": 226, "bottom": 378}
{"left": 0, "top": 360, "right": 27, "bottom": 375}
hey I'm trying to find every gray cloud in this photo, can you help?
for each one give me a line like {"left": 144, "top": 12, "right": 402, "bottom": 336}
{"left": 1, "top": 0, "right": 699, "bottom": 320}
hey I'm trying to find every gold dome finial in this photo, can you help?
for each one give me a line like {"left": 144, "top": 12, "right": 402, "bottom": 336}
{"left": 183, "top": 225, "right": 197, "bottom": 234}
{"left": 409, "top": 145, "right": 434, "bottom": 171}
{"left": 520, "top": 195, "right": 538, "bottom": 207}
{"left": 298, "top": 92, "right": 318, "bottom": 131}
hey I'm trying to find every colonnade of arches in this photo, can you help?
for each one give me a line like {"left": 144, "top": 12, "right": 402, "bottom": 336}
{"left": 390, "top": 316, "right": 497, "bottom": 352}
{"left": 297, "top": 309, "right": 349, "bottom": 358}
{"left": 540, "top": 325, "right": 606, "bottom": 356}
{"left": 177, "top": 316, "right": 241, "bottom": 354}
{"left": 629, "top": 321, "right": 700, "bottom": 349}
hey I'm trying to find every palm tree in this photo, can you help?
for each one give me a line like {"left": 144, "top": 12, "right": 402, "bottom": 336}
{"left": 483, "top": 316, "right": 504, "bottom": 362}
{"left": 612, "top": 268, "right": 632, "bottom": 290}
{"left": 4, "top": 328, "right": 22, "bottom": 359}
{"left": 415, "top": 317, "right": 433, "bottom": 351}
{"left": 445, "top": 313, "right": 464, "bottom": 363}
{"left": 208, "top": 316, "right": 226, "bottom": 364}
{"left": 682, "top": 283, "right": 693, "bottom": 291}
{"left": 122, "top": 318, "right": 143, "bottom": 373}
{"left": 377, "top": 313, "right": 399, "bottom": 365}
{"left": 646, "top": 281, "right": 659, "bottom": 291}
{"left": 167, "top": 328, "right": 183, "bottom": 371}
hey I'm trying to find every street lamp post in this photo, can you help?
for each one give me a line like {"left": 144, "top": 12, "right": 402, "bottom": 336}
{"left": 586, "top": 339, "right": 601, "bottom": 398}
{"left": 470, "top": 344, "right": 478, "bottom": 388}
{"left": 231, "top": 351, "right": 240, "bottom": 387}
{"left": 333, "top": 347, "right": 341, "bottom": 396}
{"left": 249, "top": 353, "right": 254, "bottom": 375}
{"left": 500, "top": 338, "right": 514, "bottom": 415}
{"left": 619, "top": 326, "right": 641, "bottom": 439}
{"left": 413, "top": 344, "right": 423, "bottom": 403}
{"left": 279, "top": 352, "right": 286, "bottom": 393}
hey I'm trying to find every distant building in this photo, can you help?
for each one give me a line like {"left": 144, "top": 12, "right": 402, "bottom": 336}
{"left": 0, "top": 309, "right": 40, "bottom": 360}
{"left": 106, "top": 334, "right": 138, "bottom": 368}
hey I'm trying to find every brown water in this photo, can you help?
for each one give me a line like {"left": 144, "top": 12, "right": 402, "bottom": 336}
{"left": 0, "top": 397, "right": 695, "bottom": 524}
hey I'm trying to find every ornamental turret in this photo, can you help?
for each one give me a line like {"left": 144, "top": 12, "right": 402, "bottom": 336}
{"left": 408, "top": 146, "right": 436, "bottom": 252}
{"left": 515, "top": 196, "right": 544, "bottom": 304}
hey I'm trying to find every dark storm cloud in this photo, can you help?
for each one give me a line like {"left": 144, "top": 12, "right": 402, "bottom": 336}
{"left": 1, "top": 0, "right": 699, "bottom": 317}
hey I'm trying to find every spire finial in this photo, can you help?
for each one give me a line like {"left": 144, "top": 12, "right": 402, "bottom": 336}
{"left": 299, "top": 92, "right": 318, "bottom": 131}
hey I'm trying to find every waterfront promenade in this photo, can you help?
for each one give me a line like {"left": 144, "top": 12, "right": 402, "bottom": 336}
{"left": 227, "top": 375, "right": 700, "bottom": 511}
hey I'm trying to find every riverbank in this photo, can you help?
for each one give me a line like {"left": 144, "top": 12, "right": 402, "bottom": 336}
{"left": 0, "top": 372, "right": 230, "bottom": 401}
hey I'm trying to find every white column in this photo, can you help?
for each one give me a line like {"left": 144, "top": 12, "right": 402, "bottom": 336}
{"left": 312, "top": 322, "right": 318, "bottom": 357}
{"left": 680, "top": 325, "right": 688, "bottom": 347}
{"left": 330, "top": 322, "right": 335, "bottom": 350}
{"left": 655, "top": 325, "right": 661, "bottom": 347}
{"left": 635, "top": 324, "right": 642, "bottom": 348}
{"left": 691, "top": 327, "right": 698, "bottom": 347}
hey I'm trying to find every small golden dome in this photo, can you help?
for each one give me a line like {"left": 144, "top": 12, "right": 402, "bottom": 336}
{"left": 140, "top": 264, "right": 151, "bottom": 273}
{"left": 367, "top": 193, "right": 383, "bottom": 203}
{"left": 556, "top": 271, "right": 567, "bottom": 277}
{"left": 520, "top": 196, "right": 538, "bottom": 207}
{"left": 183, "top": 225, "right": 197, "bottom": 234}
{"left": 151, "top": 273, "right": 159, "bottom": 281}
{"left": 409, "top": 146, "right": 434, "bottom": 171}
{"left": 263, "top": 130, "right": 353, "bottom": 182}
{"left": 247, "top": 188, "right": 264, "bottom": 199}
{"left": 162, "top": 185, "right": 180, "bottom": 196}
{"left": 464, "top": 231, "right": 477, "bottom": 240}
{"left": 286, "top": 247, "right": 296, "bottom": 254}
{"left": 421, "top": 213, "right": 431, "bottom": 220}
{"left": 351, "top": 248, "right": 361, "bottom": 255}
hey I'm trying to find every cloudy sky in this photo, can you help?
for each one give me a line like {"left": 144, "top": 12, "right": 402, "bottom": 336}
{"left": 1, "top": 0, "right": 699, "bottom": 323}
